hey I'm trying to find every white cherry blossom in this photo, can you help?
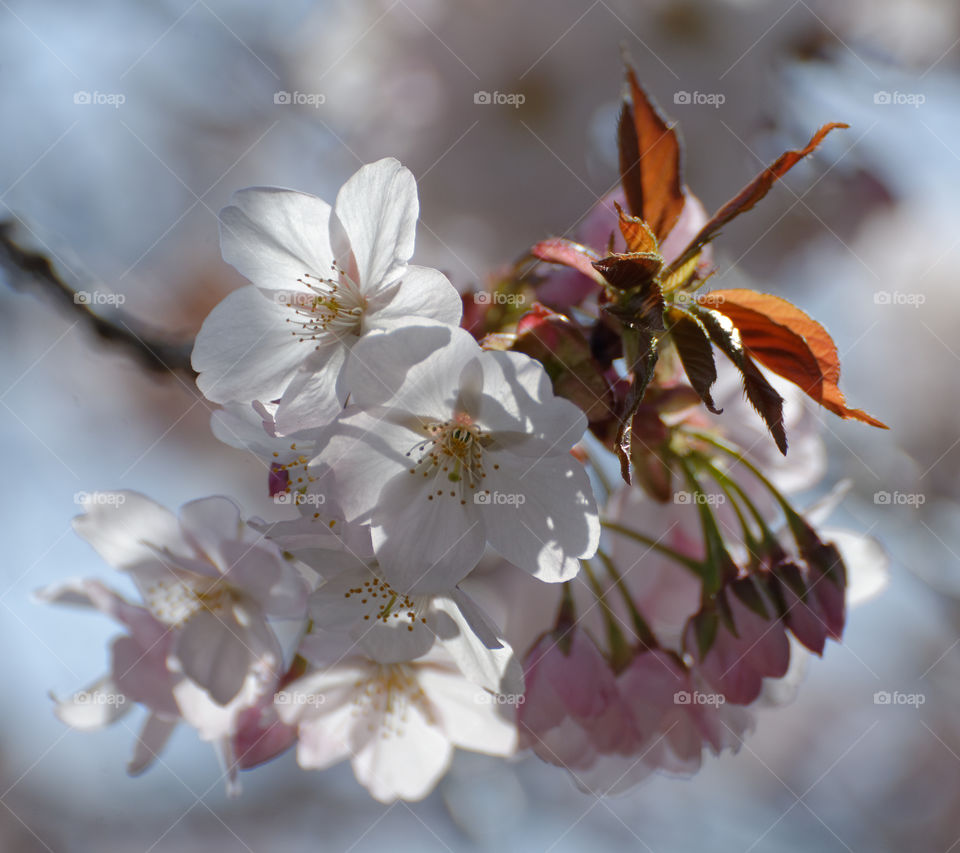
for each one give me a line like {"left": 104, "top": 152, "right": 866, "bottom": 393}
{"left": 308, "top": 322, "right": 600, "bottom": 593}
{"left": 36, "top": 578, "right": 279, "bottom": 792}
{"left": 261, "top": 512, "right": 523, "bottom": 694}
{"left": 72, "top": 491, "right": 308, "bottom": 706}
{"left": 276, "top": 634, "right": 517, "bottom": 803}
{"left": 192, "top": 158, "right": 462, "bottom": 433}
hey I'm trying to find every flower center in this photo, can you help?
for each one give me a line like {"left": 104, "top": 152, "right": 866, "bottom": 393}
{"left": 405, "top": 416, "right": 489, "bottom": 504}
{"left": 143, "top": 575, "right": 235, "bottom": 628}
{"left": 353, "top": 664, "right": 436, "bottom": 736}
{"left": 285, "top": 263, "right": 366, "bottom": 345}
{"left": 342, "top": 575, "right": 429, "bottom": 632}
{"left": 271, "top": 440, "right": 316, "bottom": 502}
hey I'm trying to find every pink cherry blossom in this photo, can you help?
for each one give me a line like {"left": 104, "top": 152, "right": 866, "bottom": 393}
{"left": 685, "top": 579, "right": 791, "bottom": 706}
{"left": 518, "top": 629, "right": 643, "bottom": 791}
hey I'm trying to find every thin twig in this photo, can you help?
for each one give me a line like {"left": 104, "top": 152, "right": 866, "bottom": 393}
{"left": 0, "top": 219, "right": 196, "bottom": 377}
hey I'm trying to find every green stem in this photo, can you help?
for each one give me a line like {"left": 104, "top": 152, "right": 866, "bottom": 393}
{"left": 676, "top": 454, "right": 736, "bottom": 595}
{"left": 702, "top": 463, "right": 755, "bottom": 546}
{"left": 557, "top": 580, "right": 576, "bottom": 628}
{"left": 691, "top": 452, "right": 774, "bottom": 567}
{"left": 705, "top": 457, "right": 783, "bottom": 547}
{"left": 601, "top": 521, "right": 704, "bottom": 574}
{"left": 550, "top": 581, "right": 578, "bottom": 654}
{"left": 682, "top": 430, "right": 811, "bottom": 545}
{"left": 593, "top": 547, "right": 657, "bottom": 649}
{"left": 582, "top": 560, "right": 631, "bottom": 670}
{"left": 683, "top": 430, "right": 789, "bottom": 510}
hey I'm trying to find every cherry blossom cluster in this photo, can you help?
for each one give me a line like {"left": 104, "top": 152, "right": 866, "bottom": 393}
{"left": 40, "top": 67, "right": 888, "bottom": 803}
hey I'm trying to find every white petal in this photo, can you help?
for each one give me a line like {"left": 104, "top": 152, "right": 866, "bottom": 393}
{"left": 479, "top": 348, "right": 554, "bottom": 408}
{"left": 454, "top": 357, "right": 485, "bottom": 421}
{"left": 192, "top": 285, "right": 313, "bottom": 404}
{"left": 52, "top": 675, "right": 130, "bottom": 730}
{"left": 759, "top": 636, "right": 811, "bottom": 707}
{"left": 217, "top": 737, "right": 242, "bottom": 798}
{"left": 128, "top": 714, "right": 178, "bottom": 775}
{"left": 307, "top": 568, "right": 378, "bottom": 630}
{"left": 332, "top": 158, "right": 417, "bottom": 292}
{"left": 219, "top": 187, "right": 334, "bottom": 291}
{"left": 477, "top": 350, "right": 589, "bottom": 451}
{"left": 311, "top": 411, "right": 417, "bottom": 520}
{"left": 273, "top": 343, "right": 348, "bottom": 434}
{"left": 431, "top": 590, "right": 523, "bottom": 694}
{"left": 178, "top": 496, "right": 242, "bottom": 566}
{"left": 294, "top": 710, "right": 354, "bottom": 770}
{"left": 358, "top": 622, "right": 436, "bottom": 666}
{"left": 417, "top": 667, "right": 518, "bottom": 756}
{"left": 824, "top": 527, "right": 890, "bottom": 606}
{"left": 365, "top": 265, "right": 462, "bottom": 330}
{"left": 175, "top": 610, "right": 255, "bottom": 705}
{"left": 802, "top": 480, "right": 853, "bottom": 526}
{"left": 274, "top": 664, "right": 371, "bottom": 725}
{"left": 34, "top": 578, "right": 107, "bottom": 610}
{"left": 211, "top": 402, "right": 283, "bottom": 455}
{"left": 373, "top": 475, "right": 486, "bottom": 593}
{"left": 259, "top": 516, "right": 373, "bottom": 574}
{"left": 111, "top": 634, "right": 179, "bottom": 716}
{"left": 35, "top": 579, "right": 161, "bottom": 645}
{"left": 72, "top": 492, "right": 187, "bottom": 572}
{"left": 481, "top": 451, "right": 598, "bottom": 581}
{"left": 218, "top": 539, "right": 307, "bottom": 619}
{"left": 340, "top": 322, "right": 462, "bottom": 410}
{"left": 309, "top": 568, "right": 435, "bottom": 662}
{"left": 351, "top": 699, "right": 453, "bottom": 803}
{"left": 173, "top": 679, "right": 243, "bottom": 741}
{"left": 281, "top": 663, "right": 385, "bottom": 768}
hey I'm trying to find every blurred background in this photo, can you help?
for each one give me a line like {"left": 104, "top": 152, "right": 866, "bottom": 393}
{"left": 2, "top": 0, "right": 959, "bottom": 850}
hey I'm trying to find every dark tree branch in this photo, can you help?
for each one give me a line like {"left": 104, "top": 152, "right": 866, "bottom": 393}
{"left": 0, "top": 219, "right": 197, "bottom": 377}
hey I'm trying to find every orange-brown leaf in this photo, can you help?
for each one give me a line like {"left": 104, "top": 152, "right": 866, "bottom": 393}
{"left": 694, "top": 305, "right": 787, "bottom": 454}
{"left": 593, "top": 253, "right": 663, "bottom": 298}
{"left": 697, "top": 289, "right": 886, "bottom": 428}
{"left": 614, "top": 202, "right": 659, "bottom": 254}
{"left": 668, "top": 123, "right": 848, "bottom": 273}
{"left": 618, "top": 65, "right": 684, "bottom": 243}
{"left": 666, "top": 307, "right": 721, "bottom": 414}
